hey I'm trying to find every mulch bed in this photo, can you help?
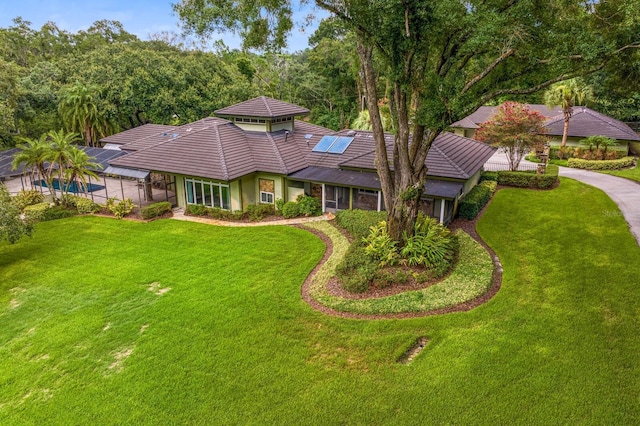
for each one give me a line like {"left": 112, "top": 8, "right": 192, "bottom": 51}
{"left": 296, "top": 202, "right": 503, "bottom": 320}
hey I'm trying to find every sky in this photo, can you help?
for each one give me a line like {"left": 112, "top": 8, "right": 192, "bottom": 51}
{"left": 0, "top": 0, "right": 325, "bottom": 51}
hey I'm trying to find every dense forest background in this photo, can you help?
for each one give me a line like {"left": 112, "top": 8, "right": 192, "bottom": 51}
{"left": 1, "top": 16, "right": 638, "bottom": 148}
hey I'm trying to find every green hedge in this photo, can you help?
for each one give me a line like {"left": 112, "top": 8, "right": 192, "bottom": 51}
{"left": 42, "top": 205, "right": 77, "bottom": 221}
{"left": 479, "top": 171, "right": 498, "bottom": 182}
{"left": 567, "top": 157, "right": 635, "bottom": 170}
{"left": 549, "top": 146, "right": 628, "bottom": 160}
{"left": 281, "top": 201, "right": 300, "bottom": 218}
{"left": 497, "top": 171, "right": 557, "bottom": 189}
{"left": 458, "top": 180, "right": 497, "bottom": 220}
{"left": 23, "top": 202, "right": 51, "bottom": 221}
{"left": 141, "top": 201, "right": 172, "bottom": 220}
{"left": 335, "top": 210, "right": 387, "bottom": 239}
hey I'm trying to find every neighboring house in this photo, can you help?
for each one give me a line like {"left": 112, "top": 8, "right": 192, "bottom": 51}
{"left": 450, "top": 104, "right": 640, "bottom": 152}
{"left": 104, "top": 96, "right": 495, "bottom": 224}
{"left": 544, "top": 107, "right": 639, "bottom": 151}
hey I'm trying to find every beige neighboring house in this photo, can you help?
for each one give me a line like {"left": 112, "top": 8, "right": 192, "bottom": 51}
{"left": 450, "top": 104, "right": 640, "bottom": 153}
{"left": 100, "top": 96, "right": 496, "bottom": 224}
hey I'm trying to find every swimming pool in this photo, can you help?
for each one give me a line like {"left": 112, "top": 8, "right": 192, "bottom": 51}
{"left": 34, "top": 179, "right": 105, "bottom": 193}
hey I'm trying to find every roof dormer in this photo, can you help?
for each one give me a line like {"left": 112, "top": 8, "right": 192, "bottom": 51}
{"left": 214, "top": 96, "right": 309, "bottom": 132}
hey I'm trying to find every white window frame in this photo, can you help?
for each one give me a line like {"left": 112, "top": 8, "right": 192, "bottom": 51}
{"left": 260, "top": 191, "right": 274, "bottom": 204}
{"left": 185, "top": 178, "right": 230, "bottom": 210}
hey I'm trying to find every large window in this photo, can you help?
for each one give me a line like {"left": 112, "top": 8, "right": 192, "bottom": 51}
{"left": 185, "top": 178, "right": 230, "bottom": 209}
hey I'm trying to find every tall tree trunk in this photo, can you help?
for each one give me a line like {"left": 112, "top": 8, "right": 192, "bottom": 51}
{"left": 560, "top": 111, "right": 570, "bottom": 159}
{"left": 357, "top": 40, "right": 437, "bottom": 243}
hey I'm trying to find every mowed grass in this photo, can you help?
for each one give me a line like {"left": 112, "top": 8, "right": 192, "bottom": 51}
{"left": 600, "top": 163, "right": 640, "bottom": 182}
{"left": 2, "top": 183, "right": 640, "bottom": 425}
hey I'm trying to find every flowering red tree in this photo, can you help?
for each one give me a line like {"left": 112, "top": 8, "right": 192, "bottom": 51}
{"left": 475, "top": 102, "right": 548, "bottom": 171}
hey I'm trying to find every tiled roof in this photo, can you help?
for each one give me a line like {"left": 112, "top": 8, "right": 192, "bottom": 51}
{"left": 451, "top": 104, "right": 563, "bottom": 128}
{"left": 338, "top": 131, "right": 496, "bottom": 180}
{"left": 214, "top": 96, "right": 309, "bottom": 118}
{"left": 108, "top": 98, "right": 495, "bottom": 184}
{"left": 99, "top": 123, "right": 175, "bottom": 146}
{"left": 545, "top": 107, "right": 640, "bottom": 141}
{"left": 288, "top": 166, "right": 464, "bottom": 198}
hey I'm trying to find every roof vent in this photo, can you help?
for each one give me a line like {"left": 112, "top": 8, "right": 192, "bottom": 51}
{"left": 347, "top": 130, "right": 356, "bottom": 137}
{"left": 305, "top": 134, "right": 313, "bottom": 139}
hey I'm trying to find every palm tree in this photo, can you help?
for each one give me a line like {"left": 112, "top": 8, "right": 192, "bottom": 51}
{"left": 45, "top": 129, "right": 81, "bottom": 203}
{"left": 58, "top": 83, "right": 113, "bottom": 147}
{"left": 65, "top": 146, "right": 102, "bottom": 195}
{"left": 351, "top": 101, "right": 394, "bottom": 132}
{"left": 12, "top": 134, "right": 50, "bottom": 190}
{"left": 544, "top": 79, "right": 592, "bottom": 159}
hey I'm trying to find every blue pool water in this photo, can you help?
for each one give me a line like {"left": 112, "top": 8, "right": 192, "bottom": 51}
{"left": 34, "top": 179, "right": 105, "bottom": 193}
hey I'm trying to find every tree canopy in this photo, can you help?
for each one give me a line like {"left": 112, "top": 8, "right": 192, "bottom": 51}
{"left": 174, "top": 0, "right": 640, "bottom": 240}
{"left": 475, "top": 102, "right": 548, "bottom": 171}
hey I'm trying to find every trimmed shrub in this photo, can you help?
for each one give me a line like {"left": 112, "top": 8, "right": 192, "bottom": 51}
{"left": 567, "top": 157, "right": 635, "bottom": 170}
{"left": 335, "top": 209, "right": 387, "bottom": 239}
{"left": 141, "top": 201, "right": 172, "bottom": 220}
{"left": 336, "top": 242, "right": 379, "bottom": 293}
{"left": 549, "top": 145, "right": 627, "bottom": 160}
{"left": 497, "top": 170, "right": 557, "bottom": 189}
{"left": 23, "top": 202, "right": 50, "bottom": 221}
{"left": 206, "top": 207, "right": 241, "bottom": 220}
{"left": 458, "top": 180, "right": 496, "bottom": 220}
{"left": 296, "top": 194, "right": 322, "bottom": 216}
{"left": 275, "top": 198, "right": 285, "bottom": 213}
{"left": 281, "top": 201, "right": 300, "bottom": 218}
{"left": 74, "top": 198, "right": 100, "bottom": 214}
{"left": 106, "top": 197, "right": 136, "bottom": 219}
{"left": 41, "top": 205, "right": 76, "bottom": 221}
{"left": 185, "top": 204, "right": 209, "bottom": 216}
{"left": 479, "top": 171, "right": 498, "bottom": 182}
{"left": 246, "top": 203, "right": 276, "bottom": 221}
{"left": 13, "top": 190, "right": 45, "bottom": 210}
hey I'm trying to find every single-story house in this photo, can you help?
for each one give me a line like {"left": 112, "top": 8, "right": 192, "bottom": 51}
{"left": 450, "top": 104, "right": 640, "bottom": 152}
{"left": 103, "top": 96, "right": 495, "bottom": 224}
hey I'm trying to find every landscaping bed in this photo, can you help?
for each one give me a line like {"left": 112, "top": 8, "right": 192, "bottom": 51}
{"left": 300, "top": 219, "right": 496, "bottom": 317}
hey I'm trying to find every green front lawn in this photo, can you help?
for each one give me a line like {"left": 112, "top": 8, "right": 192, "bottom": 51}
{"left": 2, "top": 180, "right": 640, "bottom": 424}
{"left": 599, "top": 162, "right": 640, "bottom": 182}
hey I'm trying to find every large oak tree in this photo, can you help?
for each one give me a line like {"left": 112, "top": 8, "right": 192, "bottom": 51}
{"left": 175, "top": 0, "right": 640, "bottom": 241}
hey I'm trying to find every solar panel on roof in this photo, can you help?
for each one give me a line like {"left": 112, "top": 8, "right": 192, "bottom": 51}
{"left": 327, "top": 136, "right": 354, "bottom": 154}
{"left": 312, "top": 135, "right": 337, "bottom": 152}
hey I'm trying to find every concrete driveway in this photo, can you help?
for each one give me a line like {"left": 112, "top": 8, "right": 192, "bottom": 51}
{"left": 559, "top": 167, "right": 640, "bottom": 247}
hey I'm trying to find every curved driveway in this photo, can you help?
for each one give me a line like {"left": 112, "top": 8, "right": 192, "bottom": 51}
{"left": 559, "top": 167, "right": 640, "bottom": 246}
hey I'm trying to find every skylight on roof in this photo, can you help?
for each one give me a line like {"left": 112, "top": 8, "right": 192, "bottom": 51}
{"left": 312, "top": 135, "right": 354, "bottom": 154}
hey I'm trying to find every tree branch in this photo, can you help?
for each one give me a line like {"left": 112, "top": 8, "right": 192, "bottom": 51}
{"left": 461, "top": 48, "right": 515, "bottom": 94}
